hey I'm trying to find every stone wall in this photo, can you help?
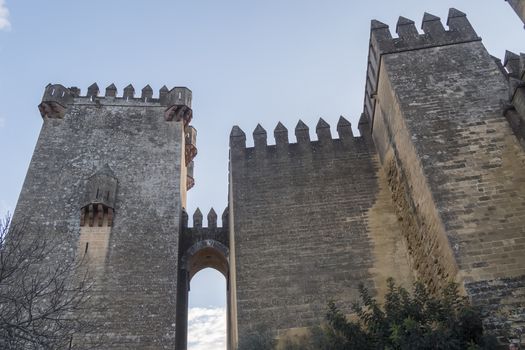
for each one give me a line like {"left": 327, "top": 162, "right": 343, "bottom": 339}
{"left": 228, "top": 119, "right": 413, "bottom": 345}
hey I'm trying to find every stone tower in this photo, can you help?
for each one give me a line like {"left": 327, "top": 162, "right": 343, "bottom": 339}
{"left": 13, "top": 82, "right": 196, "bottom": 348}
{"left": 363, "top": 7, "right": 525, "bottom": 334}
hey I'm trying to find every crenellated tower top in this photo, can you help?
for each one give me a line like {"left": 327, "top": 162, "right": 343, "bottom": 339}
{"left": 363, "top": 8, "right": 481, "bottom": 128}
{"left": 38, "top": 83, "right": 193, "bottom": 125}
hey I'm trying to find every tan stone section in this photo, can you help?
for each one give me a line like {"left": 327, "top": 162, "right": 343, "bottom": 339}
{"left": 276, "top": 327, "right": 310, "bottom": 350}
{"left": 442, "top": 131, "right": 525, "bottom": 284}
{"left": 181, "top": 125, "right": 188, "bottom": 209}
{"left": 367, "top": 158, "right": 414, "bottom": 300}
{"left": 77, "top": 217, "right": 111, "bottom": 275}
{"left": 372, "top": 70, "right": 459, "bottom": 293}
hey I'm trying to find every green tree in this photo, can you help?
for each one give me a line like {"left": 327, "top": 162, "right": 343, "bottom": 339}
{"left": 316, "top": 278, "right": 497, "bottom": 350}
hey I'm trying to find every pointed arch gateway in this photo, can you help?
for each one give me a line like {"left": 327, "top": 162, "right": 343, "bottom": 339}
{"left": 175, "top": 207, "right": 232, "bottom": 350}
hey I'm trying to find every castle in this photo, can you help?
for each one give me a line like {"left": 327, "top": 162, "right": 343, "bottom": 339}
{"left": 9, "top": 5, "right": 525, "bottom": 350}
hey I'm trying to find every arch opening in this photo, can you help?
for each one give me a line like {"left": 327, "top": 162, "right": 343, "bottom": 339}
{"left": 188, "top": 268, "right": 227, "bottom": 350}
{"left": 176, "top": 239, "right": 231, "bottom": 350}
{"left": 188, "top": 246, "right": 228, "bottom": 282}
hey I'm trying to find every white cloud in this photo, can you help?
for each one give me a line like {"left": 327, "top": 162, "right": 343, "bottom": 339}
{"left": 0, "top": 0, "right": 10, "bottom": 31}
{"left": 188, "top": 307, "right": 227, "bottom": 350}
{"left": 0, "top": 116, "right": 5, "bottom": 128}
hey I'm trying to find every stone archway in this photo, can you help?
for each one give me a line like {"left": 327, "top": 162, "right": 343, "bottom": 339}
{"left": 182, "top": 239, "right": 229, "bottom": 281}
{"left": 175, "top": 218, "right": 230, "bottom": 350}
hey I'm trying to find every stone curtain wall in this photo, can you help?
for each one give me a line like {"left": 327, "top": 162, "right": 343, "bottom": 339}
{"left": 228, "top": 120, "right": 413, "bottom": 343}
{"left": 13, "top": 85, "right": 188, "bottom": 349}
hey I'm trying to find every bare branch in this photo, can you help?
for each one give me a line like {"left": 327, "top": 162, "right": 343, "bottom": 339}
{"left": 0, "top": 214, "right": 102, "bottom": 349}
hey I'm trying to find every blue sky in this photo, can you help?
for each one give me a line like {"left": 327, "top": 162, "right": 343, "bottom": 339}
{"left": 0, "top": 1, "right": 523, "bottom": 349}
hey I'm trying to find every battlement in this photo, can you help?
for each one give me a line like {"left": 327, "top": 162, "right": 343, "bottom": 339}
{"left": 38, "top": 84, "right": 74, "bottom": 118}
{"left": 504, "top": 50, "right": 525, "bottom": 81}
{"left": 503, "top": 50, "right": 525, "bottom": 145}
{"left": 38, "top": 83, "right": 193, "bottom": 124}
{"left": 370, "top": 8, "right": 479, "bottom": 55}
{"left": 363, "top": 8, "right": 481, "bottom": 129}
{"left": 503, "top": 50, "right": 525, "bottom": 106}
{"left": 179, "top": 207, "right": 230, "bottom": 284}
{"left": 181, "top": 207, "right": 229, "bottom": 229}
{"left": 229, "top": 117, "right": 367, "bottom": 158}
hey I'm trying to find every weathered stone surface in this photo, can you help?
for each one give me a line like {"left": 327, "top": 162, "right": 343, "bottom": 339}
{"left": 228, "top": 125, "right": 413, "bottom": 345}
{"left": 12, "top": 85, "right": 191, "bottom": 349}
{"left": 369, "top": 12, "right": 525, "bottom": 336}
